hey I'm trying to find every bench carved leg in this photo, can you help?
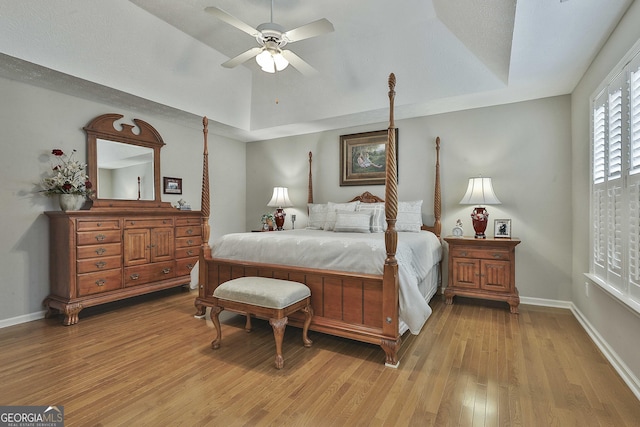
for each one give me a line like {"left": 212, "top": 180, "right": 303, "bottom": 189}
{"left": 210, "top": 306, "right": 224, "bottom": 350}
{"left": 269, "top": 317, "right": 288, "bottom": 369}
{"left": 301, "top": 304, "right": 313, "bottom": 348}
{"left": 245, "top": 313, "right": 252, "bottom": 332}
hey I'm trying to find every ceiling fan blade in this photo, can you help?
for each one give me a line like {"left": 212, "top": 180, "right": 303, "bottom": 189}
{"left": 222, "top": 47, "right": 264, "bottom": 68}
{"left": 204, "top": 7, "right": 259, "bottom": 37}
{"left": 284, "top": 18, "right": 334, "bottom": 43}
{"left": 281, "top": 50, "right": 318, "bottom": 76}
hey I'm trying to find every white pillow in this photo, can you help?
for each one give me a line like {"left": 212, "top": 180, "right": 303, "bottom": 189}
{"left": 396, "top": 200, "right": 423, "bottom": 232}
{"left": 334, "top": 210, "right": 372, "bottom": 233}
{"left": 356, "top": 202, "right": 386, "bottom": 233}
{"left": 324, "top": 201, "right": 360, "bottom": 231}
{"left": 307, "top": 203, "right": 328, "bottom": 229}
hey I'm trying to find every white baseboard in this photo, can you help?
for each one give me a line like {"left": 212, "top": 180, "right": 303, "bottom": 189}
{"left": 0, "top": 310, "right": 46, "bottom": 329}
{"left": 520, "top": 296, "right": 572, "bottom": 309}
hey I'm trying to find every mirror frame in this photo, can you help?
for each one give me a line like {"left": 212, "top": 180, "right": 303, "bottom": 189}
{"left": 85, "top": 113, "right": 171, "bottom": 209}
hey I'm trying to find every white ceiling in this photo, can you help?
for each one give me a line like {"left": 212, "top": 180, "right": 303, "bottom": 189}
{"left": 0, "top": 0, "right": 634, "bottom": 141}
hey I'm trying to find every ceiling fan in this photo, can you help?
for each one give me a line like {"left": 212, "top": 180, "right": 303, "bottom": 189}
{"left": 204, "top": 1, "right": 334, "bottom": 76}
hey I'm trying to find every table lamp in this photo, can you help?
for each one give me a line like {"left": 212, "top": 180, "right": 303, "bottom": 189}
{"left": 267, "top": 187, "right": 293, "bottom": 231}
{"left": 459, "top": 177, "right": 501, "bottom": 239}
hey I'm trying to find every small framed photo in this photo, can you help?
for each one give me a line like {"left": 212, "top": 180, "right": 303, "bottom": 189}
{"left": 340, "top": 129, "right": 398, "bottom": 186}
{"left": 163, "top": 177, "right": 182, "bottom": 194}
{"left": 494, "top": 219, "right": 511, "bottom": 238}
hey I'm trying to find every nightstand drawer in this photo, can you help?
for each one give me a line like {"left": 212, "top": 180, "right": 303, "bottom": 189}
{"left": 450, "top": 247, "right": 510, "bottom": 261}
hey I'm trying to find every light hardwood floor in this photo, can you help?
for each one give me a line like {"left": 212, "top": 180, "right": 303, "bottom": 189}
{"left": 0, "top": 288, "right": 638, "bottom": 426}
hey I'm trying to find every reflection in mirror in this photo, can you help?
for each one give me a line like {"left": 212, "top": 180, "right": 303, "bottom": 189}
{"left": 97, "top": 139, "right": 154, "bottom": 200}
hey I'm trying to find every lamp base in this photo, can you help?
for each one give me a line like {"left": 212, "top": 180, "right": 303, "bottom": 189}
{"left": 274, "top": 208, "right": 286, "bottom": 231}
{"left": 471, "top": 207, "right": 489, "bottom": 239}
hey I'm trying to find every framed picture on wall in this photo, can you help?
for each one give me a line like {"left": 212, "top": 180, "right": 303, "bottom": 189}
{"left": 339, "top": 129, "right": 398, "bottom": 186}
{"left": 494, "top": 219, "right": 511, "bottom": 238}
{"left": 163, "top": 177, "right": 182, "bottom": 194}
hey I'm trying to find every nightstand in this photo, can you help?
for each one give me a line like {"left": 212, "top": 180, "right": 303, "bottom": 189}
{"left": 443, "top": 236, "right": 521, "bottom": 313}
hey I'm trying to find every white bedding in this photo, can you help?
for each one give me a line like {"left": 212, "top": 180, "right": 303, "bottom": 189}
{"left": 210, "top": 229, "right": 442, "bottom": 334}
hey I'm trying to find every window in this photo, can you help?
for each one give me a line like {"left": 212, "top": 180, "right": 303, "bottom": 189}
{"left": 590, "top": 44, "right": 640, "bottom": 313}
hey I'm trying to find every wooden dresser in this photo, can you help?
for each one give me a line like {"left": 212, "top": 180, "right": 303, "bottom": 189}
{"left": 44, "top": 209, "right": 202, "bottom": 325}
{"left": 443, "top": 237, "right": 521, "bottom": 313}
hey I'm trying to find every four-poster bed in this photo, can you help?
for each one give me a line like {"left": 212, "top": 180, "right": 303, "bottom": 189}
{"left": 195, "top": 74, "right": 442, "bottom": 366}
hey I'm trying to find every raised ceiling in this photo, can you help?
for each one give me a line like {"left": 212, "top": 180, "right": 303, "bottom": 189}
{"left": 0, "top": 0, "right": 634, "bottom": 141}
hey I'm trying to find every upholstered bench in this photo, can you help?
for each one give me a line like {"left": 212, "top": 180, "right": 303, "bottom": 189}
{"left": 210, "top": 277, "right": 313, "bottom": 369}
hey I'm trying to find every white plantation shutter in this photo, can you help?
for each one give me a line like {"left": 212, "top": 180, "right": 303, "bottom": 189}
{"left": 629, "top": 180, "right": 640, "bottom": 302}
{"left": 630, "top": 58, "right": 640, "bottom": 176}
{"left": 628, "top": 53, "right": 640, "bottom": 304}
{"left": 607, "top": 84, "right": 623, "bottom": 180}
{"left": 590, "top": 48, "right": 640, "bottom": 312}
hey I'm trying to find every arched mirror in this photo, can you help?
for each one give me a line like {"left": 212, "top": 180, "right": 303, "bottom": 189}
{"left": 85, "top": 113, "right": 171, "bottom": 209}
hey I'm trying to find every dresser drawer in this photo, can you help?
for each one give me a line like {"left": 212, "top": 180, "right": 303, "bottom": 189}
{"left": 124, "top": 218, "right": 174, "bottom": 229}
{"left": 176, "top": 246, "right": 198, "bottom": 259}
{"left": 77, "top": 242, "right": 122, "bottom": 260}
{"left": 77, "top": 269, "right": 122, "bottom": 296}
{"left": 176, "top": 236, "right": 202, "bottom": 248}
{"left": 450, "top": 247, "right": 510, "bottom": 261}
{"left": 76, "top": 219, "right": 121, "bottom": 231}
{"left": 176, "top": 257, "right": 198, "bottom": 276}
{"left": 77, "top": 230, "right": 122, "bottom": 246}
{"left": 124, "top": 261, "right": 176, "bottom": 286}
{"left": 77, "top": 255, "right": 122, "bottom": 274}
{"left": 176, "top": 225, "right": 202, "bottom": 238}
{"left": 176, "top": 218, "right": 201, "bottom": 227}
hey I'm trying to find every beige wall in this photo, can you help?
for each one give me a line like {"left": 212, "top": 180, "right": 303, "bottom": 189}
{"left": 247, "top": 95, "right": 573, "bottom": 302}
{"left": 0, "top": 76, "right": 246, "bottom": 325}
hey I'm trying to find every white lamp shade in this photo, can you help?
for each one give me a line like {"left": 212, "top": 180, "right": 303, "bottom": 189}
{"left": 267, "top": 187, "right": 293, "bottom": 208}
{"left": 459, "top": 177, "right": 501, "bottom": 205}
{"left": 256, "top": 49, "right": 289, "bottom": 73}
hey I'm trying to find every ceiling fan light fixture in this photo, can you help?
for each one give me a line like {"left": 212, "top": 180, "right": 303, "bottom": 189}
{"left": 256, "top": 48, "right": 289, "bottom": 73}
{"left": 273, "top": 53, "right": 289, "bottom": 71}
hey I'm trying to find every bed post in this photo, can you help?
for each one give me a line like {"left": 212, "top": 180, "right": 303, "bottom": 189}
{"left": 195, "top": 116, "right": 210, "bottom": 317}
{"left": 434, "top": 136, "right": 442, "bottom": 237}
{"left": 308, "top": 152, "right": 313, "bottom": 205}
{"left": 381, "top": 73, "right": 401, "bottom": 367}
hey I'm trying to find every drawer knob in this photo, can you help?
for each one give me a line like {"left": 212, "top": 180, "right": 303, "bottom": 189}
{"left": 460, "top": 251, "right": 467, "bottom": 257}
{"left": 95, "top": 279, "right": 106, "bottom": 287}
{"left": 186, "top": 250, "right": 193, "bottom": 256}
{"left": 186, "top": 263, "right": 194, "bottom": 270}
{"left": 162, "top": 268, "right": 171, "bottom": 274}
{"left": 95, "top": 234, "right": 106, "bottom": 241}
{"left": 492, "top": 253, "right": 503, "bottom": 259}
{"left": 96, "top": 222, "right": 102, "bottom": 227}
{"left": 187, "top": 240, "right": 193, "bottom": 245}
{"left": 130, "top": 273, "right": 140, "bottom": 280}
{"left": 95, "top": 247, "right": 106, "bottom": 255}
{"left": 95, "top": 261, "right": 107, "bottom": 269}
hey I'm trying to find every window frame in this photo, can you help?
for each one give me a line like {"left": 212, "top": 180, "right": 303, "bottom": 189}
{"left": 588, "top": 38, "right": 640, "bottom": 316}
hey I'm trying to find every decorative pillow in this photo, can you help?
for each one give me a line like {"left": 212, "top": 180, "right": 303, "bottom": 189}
{"left": 356, "top": 202, "right": 386, "bottom": 233}
{"left": 306, "top": 203, "right": 328, "bottom": 229}
{"left": 396, "top": 200, "right": 423, "bottom": 232}
{"left": 324, "top": 201, "right": 360, "bottom": 231}
{"left": 333, "top": 210, "right": 372, "bottom": 233}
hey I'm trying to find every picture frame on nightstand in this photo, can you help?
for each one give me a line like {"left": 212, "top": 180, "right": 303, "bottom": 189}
{"left": 494, "top": 219, "right": 511, "bottom": 238}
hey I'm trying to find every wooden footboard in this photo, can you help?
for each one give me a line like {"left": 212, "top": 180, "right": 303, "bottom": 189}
{"left": 194, "top": 257, "right": 402, "bottom": 365}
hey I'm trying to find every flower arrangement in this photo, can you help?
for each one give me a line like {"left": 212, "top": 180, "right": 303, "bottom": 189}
{"left": 261, "top": 212, "right": 275, "bottom": 224}
{"left": 40, "top": 149, "right": 94, "bottom": 196}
